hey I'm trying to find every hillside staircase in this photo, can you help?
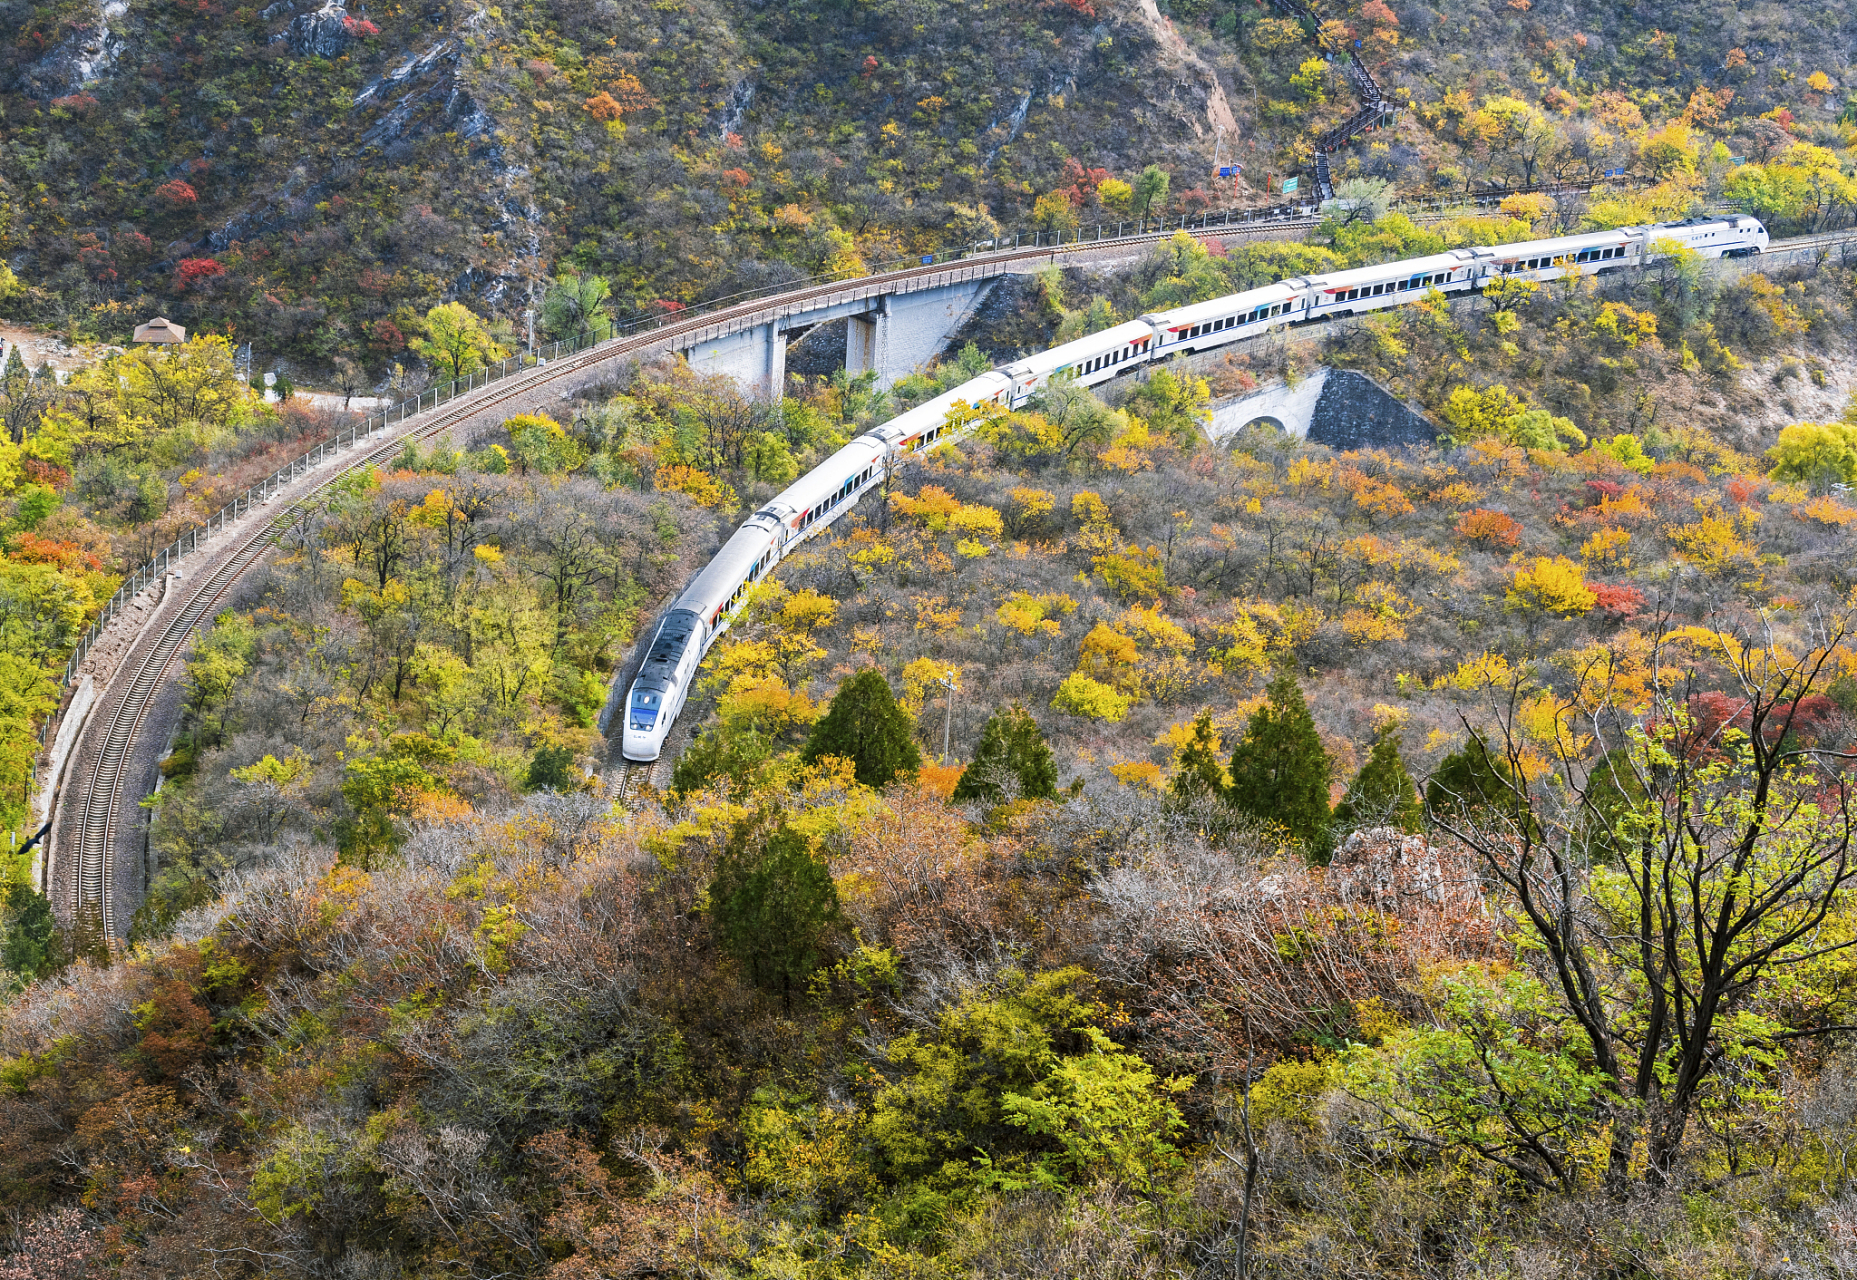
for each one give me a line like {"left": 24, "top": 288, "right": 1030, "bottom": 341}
{"left": 1265, "top": 0, "right": 1395, "bottom": 202}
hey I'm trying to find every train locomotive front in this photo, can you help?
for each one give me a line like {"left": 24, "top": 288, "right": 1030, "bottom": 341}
{"left": 620, "top": 607, "right": 706, "bottom": 762}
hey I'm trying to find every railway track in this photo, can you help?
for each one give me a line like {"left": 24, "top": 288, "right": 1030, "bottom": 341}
{"left": 610, "top": 719, "right": 692, "bottom": 810}
{"left": 60, "top": 329, "right": 671, "bottom": 936}
{"left": 59, "top": 212, "right": 1335, "bottom": 936}
{"left": 58, "top": 216, "right": 1857, "bottom": 938}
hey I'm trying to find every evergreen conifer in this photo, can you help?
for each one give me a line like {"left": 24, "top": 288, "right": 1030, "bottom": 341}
{"left": 670, "top": 724, "right": 772, "bottom": 798}
{"left": 524, "top": 743, "right": 577, "bottom": 791}
{"left": 710, "top": 816, "right": 843, "bottom": 1008}
{"left": 1333, "top": 729, "right": 1422, "bottom": 833}
{"left": 800, "top": 668, "right": 922, "bottom": 788}
{"left": 1224, "top": 669, "right": 1332, "bottom": 844}
{"left": 952, "top": 703, "right": 1059, "bottom": 804}
{"left": 0, "top": 881, "right": 57, "bottom": 989}
{"left": 1424, "top": 735, "right": 1520, "bottom": 823}
{"left": 1168, "top": 710, "right": 1228, "bottom": 802}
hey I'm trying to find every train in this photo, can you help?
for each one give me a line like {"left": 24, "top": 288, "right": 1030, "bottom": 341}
{"left": 619, "top": 213, "right": 1767, "bottom": 761}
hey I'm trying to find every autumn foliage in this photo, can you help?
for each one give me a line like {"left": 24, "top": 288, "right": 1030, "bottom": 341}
{"left": 1454, "top": 507, "right": 1523, "bottom": 548}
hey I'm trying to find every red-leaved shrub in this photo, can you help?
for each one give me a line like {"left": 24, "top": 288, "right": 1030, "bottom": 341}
{"left": 176, "top": 256, "right": 225, "bottom": 289}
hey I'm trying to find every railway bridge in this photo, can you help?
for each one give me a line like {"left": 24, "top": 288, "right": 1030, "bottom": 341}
{"left": 683, "top": 272, "right": 998, "bottom": 394}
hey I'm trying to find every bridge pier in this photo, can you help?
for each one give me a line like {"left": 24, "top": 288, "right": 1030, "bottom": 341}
{"left": 848, "top": 278, "right": 994, "bottom": 388}
{"left": 682, "top": 277, "right": 997, "bottom": 398}
{"left": 686, "top": 320, "right": 788, "bottom": 398}
{"left": 846, "top": 300, "right": 888, "bottom": 380}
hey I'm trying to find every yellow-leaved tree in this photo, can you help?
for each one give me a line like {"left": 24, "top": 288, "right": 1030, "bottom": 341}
{"left": 1505, "top": 556, "right": 1597, "bottom": 616}
{"left": 414, "top": 302, "right": 509, "bottom": 382}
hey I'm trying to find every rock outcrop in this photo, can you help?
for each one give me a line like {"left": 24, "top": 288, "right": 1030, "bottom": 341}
{"left": 1328, "top": 826, "right": 1487, "bottom": 925}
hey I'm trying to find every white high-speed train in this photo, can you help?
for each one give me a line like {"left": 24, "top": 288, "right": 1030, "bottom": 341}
{"left": 619, "top": 214, "right": 1766, "bottom": 760}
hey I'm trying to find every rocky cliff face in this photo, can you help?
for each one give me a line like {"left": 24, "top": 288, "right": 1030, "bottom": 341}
{"left": 0, "top": 0, "right": 1233, "bottom": 366}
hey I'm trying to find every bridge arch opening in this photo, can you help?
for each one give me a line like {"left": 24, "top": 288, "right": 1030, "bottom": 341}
{"left": 786, "top": 318, "right": 849, "bottom": 377}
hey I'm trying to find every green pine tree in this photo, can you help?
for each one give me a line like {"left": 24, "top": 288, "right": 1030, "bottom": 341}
{"left": 1224, "top": 669, "right": 1332, "bottom": 845}
{"left": 1168, "top": 710, "right": 1228, "bottom": 803}
{"left": 710, "top": 816, "right": 844, "bottom": 1008}
{"left": 1581, "top": 744, "right": 1645, "bottom": 860}
{"left": 801, "top": 668, "right": 922, "bottom": 788}
{"left": 1333, "top": 729, "right": 1422, "bottom": 834}
{"left": 670, "top": 723, "right": 773, "bottom": 799}
{"left": 1424, "top": 735, "right": 1521, "bottom": 823}
{"left": 524, "top": 743, "right": 578, "bottom": 791}
{"left": 952, "top": 703, "right": 1059, "bottom": 804}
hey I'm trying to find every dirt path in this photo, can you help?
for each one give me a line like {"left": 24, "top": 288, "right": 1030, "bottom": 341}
{"left": 0, "top": 323, "right": 122, "bottom": 375}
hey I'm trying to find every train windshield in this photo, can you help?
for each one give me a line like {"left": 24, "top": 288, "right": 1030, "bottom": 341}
{"left": 630, "top": 688, "right": 661, "bottom": 729}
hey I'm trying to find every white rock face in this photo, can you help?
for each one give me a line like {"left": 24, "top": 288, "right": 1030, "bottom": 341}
{"left": 24, "top": 0, "right": 128, "bottom": 98}
{"left": 1327, "top": 826, "right": 1486, "bottom": 921}
{"left": 283, "top": 0, "right": 354, "bottom": 58}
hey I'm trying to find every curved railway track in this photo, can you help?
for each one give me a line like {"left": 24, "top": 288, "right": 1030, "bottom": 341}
{"left": 58, "top": 215, "right": 1338, "bottom": 936}
{"left": 58, "top": 217, "right": 1857, "bottom": 937}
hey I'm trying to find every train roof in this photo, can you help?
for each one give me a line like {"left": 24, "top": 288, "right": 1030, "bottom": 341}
{"left": 1478, "top": 217, "right": 1748, "bottom": 264}
{"left": 868, "top": 370, "right": 1011, "bottom": 444}
{"left": 676, "top": 520, "right": 780, "bottom": 617}
{"left": 636, "top": 607, "right": 702, "bottom": 685}
{"left": 768, "top": 435, "right": 888, "bottom": 518}
{"left": 1297, "top": 249, "right": 1473, "bottom": 294}
{"left": 1003, "top": 320, "right": 1156, "bottom": 379}
{"left": 1144, "top": 282, "right": 1300, "bottom": 329}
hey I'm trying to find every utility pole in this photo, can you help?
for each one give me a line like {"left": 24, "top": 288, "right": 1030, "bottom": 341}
{"left": 523, "top": 308, "right": 536, "bottom": 354}
{"left": 935, "top": 668, "right": 957, "bottom": 764}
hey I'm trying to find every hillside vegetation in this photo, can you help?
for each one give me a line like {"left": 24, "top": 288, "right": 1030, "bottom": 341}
{"left": 7, "top": 0, "right": 1857, "bottom": 1269}
{"left": 9, "top": 215, "right": 1857, "bottom": 1274}
{"left": 3, "top": 0, "right": 1857, "bottom": 380}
